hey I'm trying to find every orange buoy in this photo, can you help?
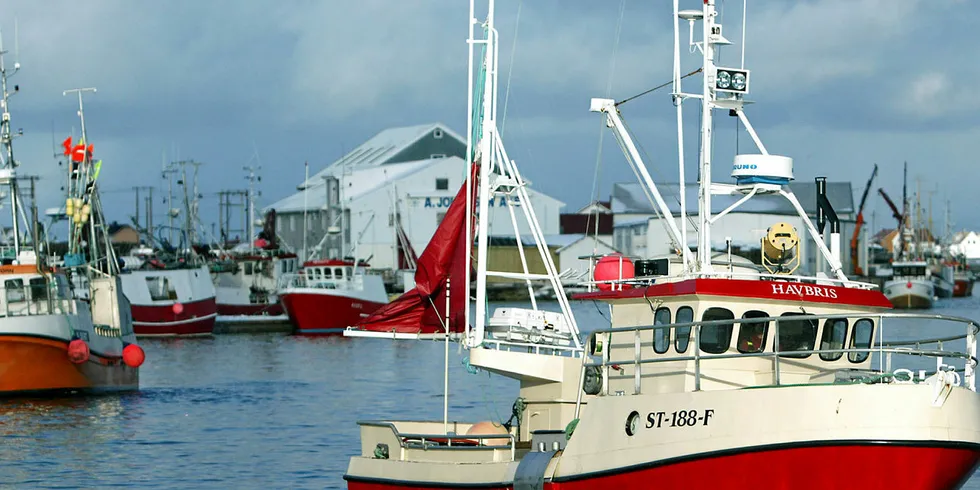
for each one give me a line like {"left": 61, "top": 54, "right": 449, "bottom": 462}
{"left": 122, "top": 344, "right": 145, "bottom": 368}
{"left": 172, "top": 302, "right": 184, "bottom": 315}
{"left": 465, "top": 421, "right": 510, "bottom": 446}
{"left": 67, "top": 339, "right": 90, "bottom": 364}
{"left": 594, "top": 253, "right": 634, "bottom": 291}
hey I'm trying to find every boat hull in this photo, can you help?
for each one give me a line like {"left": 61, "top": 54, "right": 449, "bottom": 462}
{"left": 954, "top": 278, "right": 975, "bottom": 298}
{"left": 281, "top": 290, "right": 386, "bottom": 335}
{"left": 346, "top": 442, "right": 980, "bottom": 490}
{"left": 119, "top": 266, "right": 218, "bottom": 337}
{"left": 130, "top": 297, "right": 217, "bottom": 337}
{"left": 883, "top": 279, "right": 934, "bottom": 309}
{"left": 0, "top": 334, "right": 138, "bottom": 395}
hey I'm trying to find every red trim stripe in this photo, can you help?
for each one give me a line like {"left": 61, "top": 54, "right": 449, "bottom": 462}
{"left": 574, "top": 278, "right": 893, "bottom": 308}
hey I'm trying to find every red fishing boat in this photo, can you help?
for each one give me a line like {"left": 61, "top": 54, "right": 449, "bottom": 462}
{"left": 279, "top": 259, "right": 388, "bottom": 335}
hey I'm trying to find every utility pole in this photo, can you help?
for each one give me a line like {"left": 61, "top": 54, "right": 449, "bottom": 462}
{"left": 132, "top": 186, "right": 152, "bottom": 229}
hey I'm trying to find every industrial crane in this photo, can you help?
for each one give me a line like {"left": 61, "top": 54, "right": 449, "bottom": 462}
{"left": 850, "top": 164, "right": 878, "bottom": 276}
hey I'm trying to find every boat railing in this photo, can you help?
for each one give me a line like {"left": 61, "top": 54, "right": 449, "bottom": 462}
{"left": 582, "top": 270, "right": 880, "bottom": 292}
{"left": 357, "top": 421, "right": 516, "bottom": 461}
{"left": 1, "top": 280, "right": 75, "bottom": 318}
{"left": 574, "top": 311, "right": 978, "bottom": 417}
{"left": 480, "top": 337, "right": 583, "bottom": 358}
{"left": 278, "top": 272, "right": 364, "bottom": 292}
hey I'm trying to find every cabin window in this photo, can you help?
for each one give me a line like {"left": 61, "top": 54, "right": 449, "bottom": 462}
{"left": 4, "top": 279, "right": 24, "bottom": 303}
{"left": 737, "top": 310, "right": 769, "bottom": 354}
{"left": 653, "top": 307, "right": 671, "bottom": 354}
{"left": 700, "top": 307, "right": 735, "bottom": 354}
{"left": 436, "top": 178, "right": 449, "bottom": 190}
{"left": 777, "top": 313, "right": 817, "bottom": 359}
{"left": 323, "top": 268, "right": 332, "bottom": 278}
{"left": 312, "top": 268, "right": 321, "bottom": 280}
{"left": 244, "top": 262, "right": 254, "bottom": 275}
{"left": 848, "top": 319, "right": 874, "bottom": 363}
{"left": 146, "top": 277, "right": 178, "bottom": 301}
{"left": 345, "top": 267, "right": 353, "bottom": 278}
{"left": 29, "top": 277, "right": 48, "bottom": 302}
{"left": 675, "top": 306, "right": 694, "bottom": 353}
{"left": 819, "top": 319, "right": 849, "bottom": 361}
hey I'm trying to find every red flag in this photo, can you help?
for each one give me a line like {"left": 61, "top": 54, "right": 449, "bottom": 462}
{"left": 71, "top": 144, "right": 86, "bottom": 163}
{"left": 62, "top": 137, "right": 72, "bottom": 156}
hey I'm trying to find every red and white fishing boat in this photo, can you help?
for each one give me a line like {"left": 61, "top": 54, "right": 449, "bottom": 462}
{"left": 279, "top": 259, "right": 388, "bottom": 335}
{"left": 118, "top": 261, "right": 217, "bottom": 337}
{"left": 344, "top": 2, "right": 980, "bottom": 489}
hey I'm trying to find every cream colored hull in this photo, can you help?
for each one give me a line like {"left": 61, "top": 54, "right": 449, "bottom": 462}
{"left": 345, "top": 383, "right": 980, "bottom": 488}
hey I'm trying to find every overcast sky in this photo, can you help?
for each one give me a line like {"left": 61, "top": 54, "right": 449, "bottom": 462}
{"left": 2, "top": 0, "right": 977, "bottom": 243}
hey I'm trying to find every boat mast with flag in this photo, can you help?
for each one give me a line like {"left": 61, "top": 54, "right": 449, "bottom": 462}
{"left": 344, "top": 1, "right": 980, "bottom": 488}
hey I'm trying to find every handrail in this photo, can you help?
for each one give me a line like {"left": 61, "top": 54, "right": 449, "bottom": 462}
{"left": 580, "top": 271, "right": 880, "bottom": 291}
{"left": 573, "top": 311, "right": 979, "bottom": 418}
{"left": 357, "top": 421, "right": 517, "bottom": 461}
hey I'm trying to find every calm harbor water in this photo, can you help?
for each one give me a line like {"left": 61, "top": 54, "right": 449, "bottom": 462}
{"left": 2, "top": 296, "right": 979, "bottom": 489}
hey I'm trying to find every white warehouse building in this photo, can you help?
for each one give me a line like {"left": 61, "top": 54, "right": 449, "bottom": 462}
{"left": 266, "top": 123, "right": 564, "bottom": 270}
{"left": 610, "top": 181, "right": 859, "bottom": 276}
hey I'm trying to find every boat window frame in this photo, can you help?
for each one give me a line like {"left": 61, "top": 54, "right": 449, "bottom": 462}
{"left": 819, "top": 318, "right": 849, "bottom": 362}
{"left": 776, "top": 312, "right": 818, "bottom": 359}
{"left": 736, "top": 310, "right": 769, "bottom": 354}
{"left": 4, "top": 278, "right": 25, "bottom": 303}
{"left": 145, "top": 276, "right": 178, "bottom": 302}
{"left": 699, "top": 307, "right": 735, "bottom": 355}
{"left": 28, "top": 277, "right": 48, "bottom": 302}
{"left": 653, "top": 307, "right": 671, "bottom": 354}
{"left": 674, "top": 306, "right": 694, "bottom": 354}
{"left": 848, "top": 318, "right": 874, "bottom": 363}
{"left": 244, "top": 262, "right": 253, "bottom": 275}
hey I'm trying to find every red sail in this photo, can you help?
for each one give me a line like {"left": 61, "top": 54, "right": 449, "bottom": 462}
{"left": 354, "top": 163, "right": 478, "bottom": 334}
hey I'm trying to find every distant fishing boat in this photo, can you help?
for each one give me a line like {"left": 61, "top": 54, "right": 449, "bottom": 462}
{"left": 211, "top": 208, "right": 298, "bottom": 319}
{"left": 883, "top": 260, "right": 935, "bottom": 309}
{"left": 278, "top": 259, "right": 388, "bottom": 335}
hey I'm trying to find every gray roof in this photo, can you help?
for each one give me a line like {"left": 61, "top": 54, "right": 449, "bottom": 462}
{"left": 610, "top": 181, "right": 854, "bottom": 217}
{"left": 300, "top": 122, "right": 465, "bottom": 189}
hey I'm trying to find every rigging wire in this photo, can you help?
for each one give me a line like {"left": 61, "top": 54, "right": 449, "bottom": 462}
{"left": 587, "top": 0, "right": 626, "bottom": 256}
{"left": 499, "top": 0, "right": 523, "bottom": 136}
{"left": 615, "top": 68, "right": 702, "bottom": 107}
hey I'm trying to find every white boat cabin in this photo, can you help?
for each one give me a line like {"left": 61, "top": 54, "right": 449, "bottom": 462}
{"left": 581, "top": 277, "right": 893, "bottom": 395}
{"left": 281, "top": 259, "right": 372, "bottom": 291}
{"left": 0, "top": 266, "right": 75, "bottom": 318}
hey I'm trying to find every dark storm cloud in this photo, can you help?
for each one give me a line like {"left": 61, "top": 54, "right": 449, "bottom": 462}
{"left": 1, "top": 0, "right": 978, "bottom": 237}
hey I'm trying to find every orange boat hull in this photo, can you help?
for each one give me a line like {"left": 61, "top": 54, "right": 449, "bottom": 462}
{"left": 0, "top": 335, "right": 138, "bottom": 395}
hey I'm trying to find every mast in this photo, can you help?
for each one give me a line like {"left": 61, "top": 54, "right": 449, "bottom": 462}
{"left": 696, "top": 0, "right": 718, "bottom": 272}
{"left": 244, "top": 165, "right": 260, "bottom": 254}
{"left": 0, "top": 35, "right": 22, "bottom": 258}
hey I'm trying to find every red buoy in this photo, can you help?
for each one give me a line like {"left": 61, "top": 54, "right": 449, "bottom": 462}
{"left": 906, "top": 281, "right": 912, "bottom": 289}
{"left": 594, "top": 253, "right": 635, "bottom": 291}
{"left": 172, "top": 302, "right": 184, "bottom": 315}
{"left": 67, "top": 339, "right": 90, "bottom": 364}
{"left": 122, "top": 344, "right": 145, "bottom": 368}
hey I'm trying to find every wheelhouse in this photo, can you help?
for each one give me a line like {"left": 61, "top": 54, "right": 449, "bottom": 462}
{"left": 578, "top": 277, "right": 894, "bottom": 394}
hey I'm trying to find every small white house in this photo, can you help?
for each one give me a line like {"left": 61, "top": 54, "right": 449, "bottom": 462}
{"left": 950, "top": 231, "right": 980, "bottom": 261}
